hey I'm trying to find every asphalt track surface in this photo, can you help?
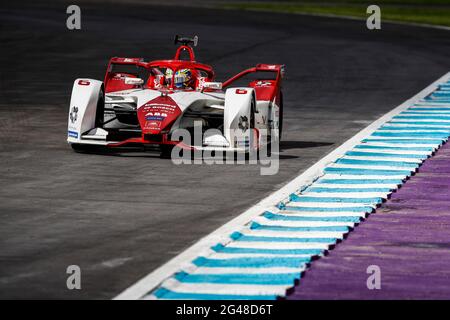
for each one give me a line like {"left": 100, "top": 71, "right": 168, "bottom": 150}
{"left": 0, "top": 0, "right": 449, "bottom": 299}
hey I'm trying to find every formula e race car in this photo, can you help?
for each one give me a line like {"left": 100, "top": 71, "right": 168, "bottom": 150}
{"left": 67, "top": 35, "right": 284, "bottom": 157}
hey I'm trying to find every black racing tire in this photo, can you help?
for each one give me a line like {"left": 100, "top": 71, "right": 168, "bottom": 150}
{"left": 95, "top": 86, "right": 105, "bottom": 128}
{"left": 249, "top": 94, "right": 257, "bottom": 157}
{"left": 71, "top": 143, "right": 85, "bottom": 153}
{"left": 71, "top": 143, "right": 97, "bottom": 153}
{"left": 260, "top": 139, "right": 272, "bottom": 158}
{"left": 278, "top": 91, "right": 283, "bottom": 140}
{"left": 70, "top": 143, "right": 112, "bottom": 154}
{"left": 250, "top": 94, "right": 256, "bottom": 131}
{"left": 160, "top": 145, "right": 175, "bottom": 159}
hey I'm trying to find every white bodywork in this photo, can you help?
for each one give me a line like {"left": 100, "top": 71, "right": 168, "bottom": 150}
{"left": 67, "top": 78, "right": 279, "bottom": 152}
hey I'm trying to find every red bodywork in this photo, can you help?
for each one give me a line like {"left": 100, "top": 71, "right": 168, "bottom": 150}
{"left": 102, "top": 45, "right": 284, "bottom": 148}
{"left": 137, "top": 95, "right": 181, "bottom": 135}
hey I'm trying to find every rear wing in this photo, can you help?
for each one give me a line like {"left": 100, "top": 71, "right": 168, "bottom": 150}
{"left": 222, "top": 64, "right": 285, "bottom": 88}
{"left": 174, "top": 35, "right": 198, "bottom": 47}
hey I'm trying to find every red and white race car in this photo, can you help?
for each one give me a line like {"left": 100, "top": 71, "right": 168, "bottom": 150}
{"left": 67, "top": 35, "right": 284, "bottom": 157}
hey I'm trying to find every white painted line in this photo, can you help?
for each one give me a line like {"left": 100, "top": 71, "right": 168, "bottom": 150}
{"left": 238, "top": 229, "right": 345, "bottom": 239}
{"left": 205, "top": 253, "right": 313, "bottom": 259}
{"left": 360, "top": 142, "right": 439, "bottom": 148}
{"left": 350, "top": 148, "right": 432, "bottom": 155}
{"left": 401, "top": 112, "right": 450, "bottom": 114}
{"left": 301, "top": 192, "right": 391, "bottom": 198}
{"left": 379, "top": 129, "right": 450, "bottom": 133}
{"left": 313, "top": 183, "right": 399, "bottom": 189}
{"left": 320, "top": 174, "right": 408, "bottom": 180}
{"left": 391, "top": 119, "right": 450, "bottom": 123}
{"left": 114, "top": 72, "right": 450, "bottom": 300}
{"left": 181, "top": 266, "right": 307, "bottom": 275}
{"left": 384, "top": 124, "right": 450, "bottom": 129}
{"left": 364, "top": 136, "right": 446, "bottom": 140}
{"left": 283, "top": 202, "right": 377, "bottom": 208}
{"left": 328, "top": 163, "right": 417, "bottom": 171}
{"left": 266, "top": 210, "right": 367, "bottom": 218}
{"left": 224, "top": 241, "right": 331, "bottom": 250}
{"left": 159, "top": 278, "right": 291, "bottom": 296}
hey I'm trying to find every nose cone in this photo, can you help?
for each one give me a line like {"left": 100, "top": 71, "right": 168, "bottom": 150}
{"left": 138, "top": 95, "right": 181, "bottom": 134}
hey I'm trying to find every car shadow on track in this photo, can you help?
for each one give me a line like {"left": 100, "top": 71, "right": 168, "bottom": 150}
{"left": 280, "top": 141, "right": 334, "bottom": 150}
{"left": 69, "top": 141, "right": 334, "bottom": 160}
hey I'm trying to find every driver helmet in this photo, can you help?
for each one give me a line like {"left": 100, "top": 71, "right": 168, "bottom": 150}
{"left": 174, "top": 68, "right": 193, "bottom": 89}
{"left": 164, "top": 68, "right": 173, "bottom": 86}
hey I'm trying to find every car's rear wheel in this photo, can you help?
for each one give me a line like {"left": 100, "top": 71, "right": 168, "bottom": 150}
{"left": 278, "top": 91, "right": 283, "bottom": 140}
{"left": 71, "top": 143, "right": 98, "bottom": 153}
{"left": 70, "top": 143, "right": 113, "bottom": 154}
{"left": 95, "top": 86, "right": 105, "bottom": 128}
{"left": 160, "top": 145, "right": 175, "bottom": 159}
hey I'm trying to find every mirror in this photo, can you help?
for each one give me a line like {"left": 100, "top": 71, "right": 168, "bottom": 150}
{"left": 124, "top": 77, "right": 144, "bottom": 85}
{"left": 202, "top": 82, "right": 222, "bottom": 90}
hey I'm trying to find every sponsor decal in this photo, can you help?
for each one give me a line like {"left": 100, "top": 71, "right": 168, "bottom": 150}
{"left": 144, "top": 111, "right": 167, "bottom": 121}
{"left": 69, "top": 106, "right": 78, "bottom": 123}
{"left": 138, "top": 96, "right": 181, "bottom": 134}
{"left": 68, "top": 130, "right": 78, "bottom": 138}
{"left": 236, "top": 139, "right": 250, "bottom": 146}
{"left": 144, "top": 121, "right": 161, "bottom": 130}
{"left": 78, "top": 80, "right": 90, "bottom": 86}
{"left": 196, "top": 76, "right": 206, "bottom": 91}
{"left": 142, "top": 103, "right": 177, "bottom": 111}
{"left": 112, "top": 74, "right": 125, "bottom": 80}
{"left": 238, "top": 115, "right": 249, "bottom": 132}
{"left": 145, "top": 116, "right": 165, "bottom": 121}
{"left": 256, "top": 80, "right": 272, "bottom": 87}
{"left": 261, "top": 115, "right": 267, "bottom": 125}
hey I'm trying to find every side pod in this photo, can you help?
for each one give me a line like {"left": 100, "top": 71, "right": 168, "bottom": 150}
{"left": 224, "top": 87, "right": 255, "bottom": 149}
{"left": 67, "top": 79, "right": 103, "bottom": 143}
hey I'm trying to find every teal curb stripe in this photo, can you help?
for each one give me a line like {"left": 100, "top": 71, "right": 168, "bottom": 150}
{"left": 150, "top": 77, "right": 450, "bottom": 300}
{"left": 371, "top": 131, "right": 449, "bottom": 138}
{"left": 353, "top": 145, "right": 434, "bottom": 151}
{"left": 153, "top": 288, "right": 277, "bottom": 300}
{"left": 289, "top": 194, "right": 384, "bottom": 204}
{"left": 402, "top": 111, "right": 450, "bottom": 115}
{"left": 388, "top": 121, "right": 450, "bottom": 126}
{"left": 323, "top": 167, "right": 412, "bottom": 175}
{"left": 229, "top": 232, "right": 337, "bottom": 244}
{"left": 394, "top": 115, "right": 450, "bottom": 120}
{"left": 362, "top": 138, "right": 445, "bottom": 144}
{"left": 192, "top": 256, "right": 311, "bottom": 268}
{"left": 284, "top": 205, "right": 373, "bottom": 214}
{"left": 345, "top": 151, "right": 426, "bottom": 159}
{"left": 429, "top": 91, "right": 450, "bottom": 96}
{"left": 408, "top": 108, "right": 450, "bottom": 111}
{"left": 417, "top": 100, "right": 450, "bottom": 104}
{"left": 174, "top": 271, "right": 301, "bottom": 285}
{"left": 335, "top": 158, "right": 419, "bottom": 168}
{"left": 212, "top": 243, "right": 324, "bottom": 256}
{"left": 378, "top": 126, "right": 450, "bottom": 131}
